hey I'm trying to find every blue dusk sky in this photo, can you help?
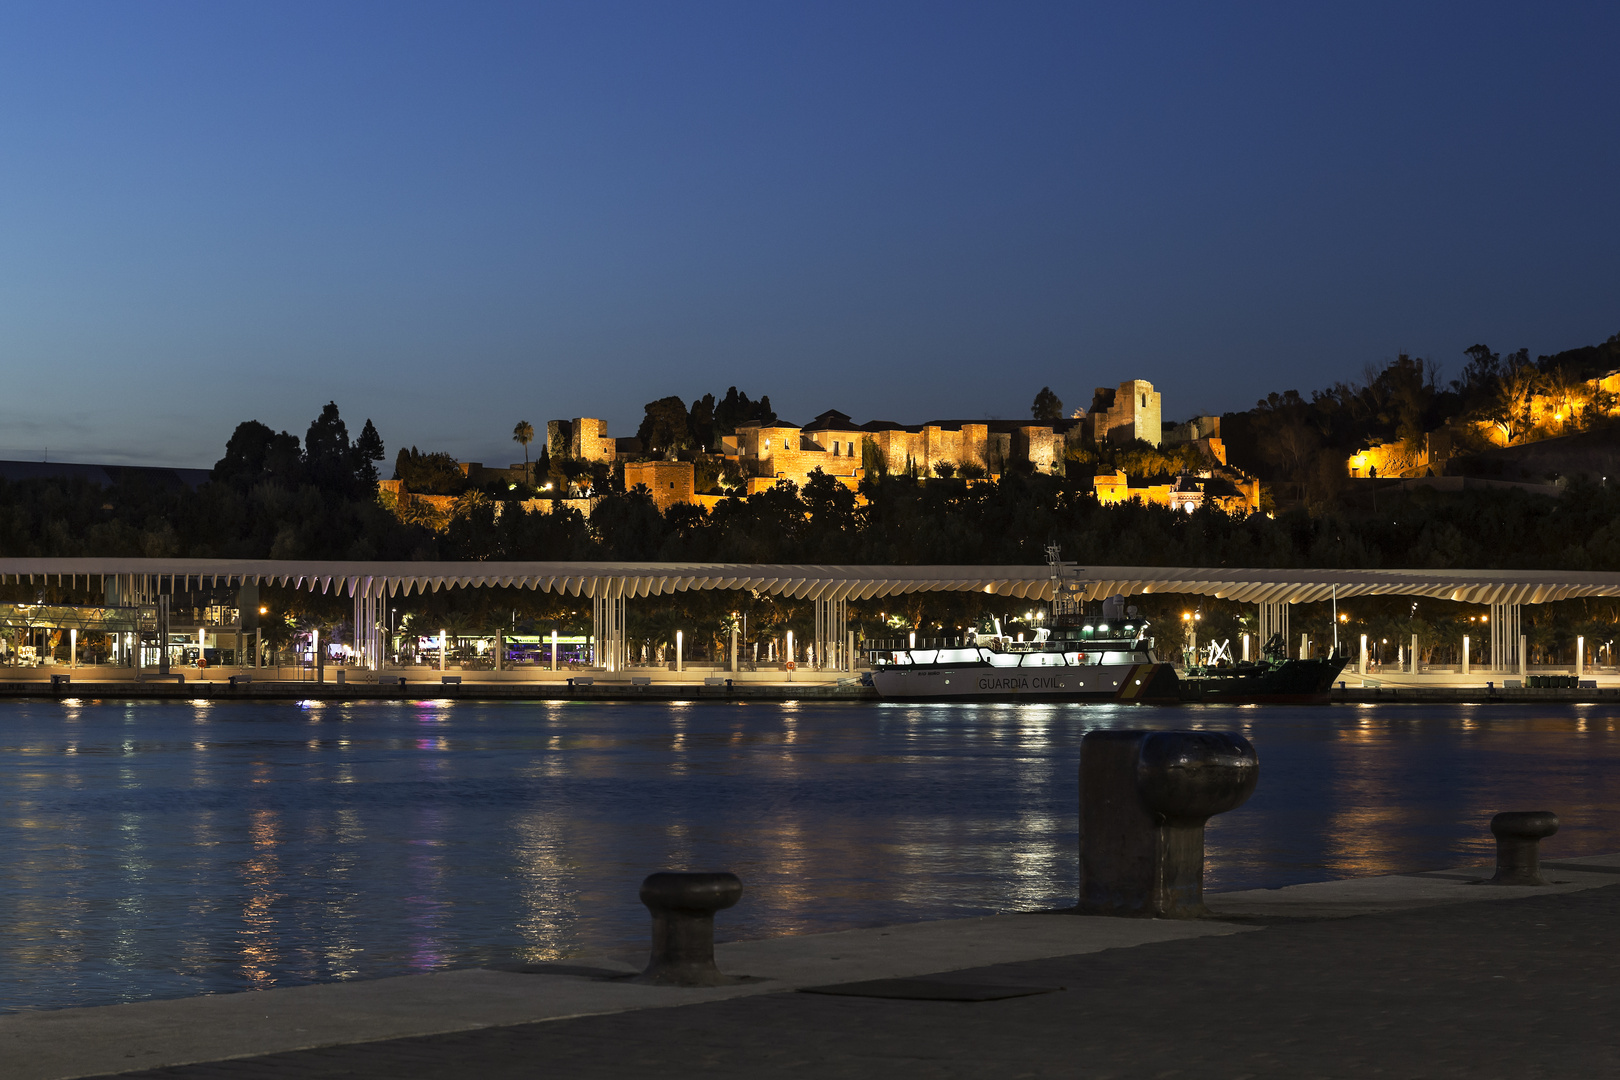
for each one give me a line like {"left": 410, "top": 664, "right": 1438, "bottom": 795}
{"left": 1, "top": 1, "right": 1616, "bottom": 468}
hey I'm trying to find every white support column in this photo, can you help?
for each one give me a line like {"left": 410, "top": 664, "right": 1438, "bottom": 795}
{"left": 814, "top": 599, "right": 824, "bottom": 670}
{"left": 1489, "top": 602, "right": 1521, "bottom": 673}
{"left": 730, "top": 626, "right": 738, "bottom": 673}
{"left": 1411, "top": 633, "right": 1419, "bottom": 674}
{"left": 676, "top": 630, "right": 683, "bottom": 673}
{"left": 70, "top": 628, "right": 77, "bottom": 669}
{"left": 589, "top": 593, "right": 626, "bottom": 672}
{"left": 591, "top": 597, "right": 601, "bottom": 669}
{"left": 1358, "top": 634, "right": 1367, "bottom": 676}
{"left": 1462, "top": 636, "right": 1470, "bottom": 675}
{"left": 1576, "top": 635, "right": 1584, "bottom": 677}
{"left": 848, "top": 629, "right": 856, "bottom": 671}
{"left": 812, "top": 596, "right": 847, "bottom": 671}
{"left": 351, "top": 580, "right": 383, "bottom": 672}
{"left": 157, "top": 593, "right": 170, "bottom": 675}
{"left": 614, "top": 596, "right": 624, "bottom": 672}
{"left": 1300, "top": 633, "right": 1308, "bottom": 661}
{"left": 551, "top": 629, "right": 559, "bottom": 671}
{"left": 438, "top": 629, "right": 447, "bottom": 672}
{"left": 1519, "top": 634, "right": 1527, "bottom": 677}
{"left": 1241, "top": 633, "right": 1250, "bottom": 662}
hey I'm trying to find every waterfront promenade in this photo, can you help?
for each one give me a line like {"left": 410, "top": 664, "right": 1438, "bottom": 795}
{"left": 5, "top": 856, "right": 1617, "bottom": 1079}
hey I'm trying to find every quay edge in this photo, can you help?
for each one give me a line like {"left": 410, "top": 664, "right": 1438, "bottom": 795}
{"left": 7, "top": 678, "right": 1619, "bottom": 705}
{"left": 1330, "top": 684, "right": 1620, "bottom": 705}
{"left": 0, "top": 678, "right": 881, "bottom": 703}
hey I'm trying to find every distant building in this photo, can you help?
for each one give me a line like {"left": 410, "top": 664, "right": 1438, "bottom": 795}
{"left": 1091, "top": 468, "right": 1260, "bottom": 516}
{"left": 0, "top": 459, "right": 212, "bottom": 490}
{"left": 723, "top": 410, "right": 1078, "bottom": 488}
{"left": 728, "top": 417, "right": 857, "bottom": 487}
{"left": 1086, "top": 380, "right": 1163, "bottom": 446}
{"left": 546, "top": 418, "right": 615, "bottom": 464}
{"left": 623, "top": 459, "right": 696, "bottom": 513}
{"left": 1162, "top": 414, "right": 1227, "bottom": 465}
{"left": 527, "top": 378, "right": 1204, "bottom": 511}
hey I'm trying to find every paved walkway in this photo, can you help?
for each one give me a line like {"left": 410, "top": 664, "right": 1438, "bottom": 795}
{"left": 6, "top": 858, "right": 1619, "bottom": 1079}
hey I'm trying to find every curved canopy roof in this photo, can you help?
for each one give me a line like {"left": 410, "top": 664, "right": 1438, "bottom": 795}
{"left": 1, "top": 558, "right": 1618, "bottom": 605}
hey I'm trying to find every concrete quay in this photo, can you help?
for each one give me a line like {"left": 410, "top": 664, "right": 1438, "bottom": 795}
{"left": 14, "top": 662, "right": 1620, "bottom": 704}
{"left": 1331, "top": 668, "right": 1620, "bottom": 704}
{"left": 4, "top": 854, "right": 1618, "bottom": 1080}
{"left": 0, "top": 667, "right": 878, "bottom": 703}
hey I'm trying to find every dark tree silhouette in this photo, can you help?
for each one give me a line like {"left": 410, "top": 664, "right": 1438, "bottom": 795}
{"left": 1031, "top": 387, "right": 1063, "bottom": 421}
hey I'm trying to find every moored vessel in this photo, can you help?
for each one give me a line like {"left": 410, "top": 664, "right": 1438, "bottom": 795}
{"left": 868, "top": 548, "right": 1345, "bottom": 704}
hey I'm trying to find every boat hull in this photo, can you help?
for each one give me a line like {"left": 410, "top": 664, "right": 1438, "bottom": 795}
{"left": 870, "top": 656, "right": 1347, "bottom": 705}
{"left": 870, "top": 662, "right": 1177, "bottom": 703}
{"left": 1178, "top": 657, "right": 1349, "bottom": 705}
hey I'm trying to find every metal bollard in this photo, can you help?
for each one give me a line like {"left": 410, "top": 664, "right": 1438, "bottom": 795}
{"left": 1079, "top": 730, "right": 1258, "bottom": 918}
{"left": 1487, "top": 811, "right": 1559, "bottom": 885}
{"left": 636, "top": 871, "right": 744, "bottom": 985}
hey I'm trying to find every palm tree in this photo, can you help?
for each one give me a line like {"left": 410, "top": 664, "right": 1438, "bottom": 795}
{"left": 512, "top": 421, "right": 535, "bottom": 486}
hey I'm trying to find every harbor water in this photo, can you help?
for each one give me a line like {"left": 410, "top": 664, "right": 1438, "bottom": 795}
{"left": 2, "top": 698, "right": 1618, "bottom": 1013}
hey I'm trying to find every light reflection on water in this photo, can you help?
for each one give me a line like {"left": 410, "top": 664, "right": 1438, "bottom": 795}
{"left": 2, "top": 698, "right": 1619, "bottom": 1013}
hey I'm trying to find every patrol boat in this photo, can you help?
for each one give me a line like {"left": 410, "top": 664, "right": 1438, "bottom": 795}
{"left": 868, "top": 548, "right": 1178, "bottom": 703}
{"left": 867, "top": 548, "right": 1345, "bottom": 704}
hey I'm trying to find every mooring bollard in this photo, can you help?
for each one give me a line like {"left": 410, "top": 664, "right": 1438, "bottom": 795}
{"left": 1079, "top": 730, "right": 1258, "bottom": 918}
{"left": 1488, "top": 811, "right": 1559, "bottom": 885}
{"left": 636, "top": 871, "right": 744, "bottom": 985}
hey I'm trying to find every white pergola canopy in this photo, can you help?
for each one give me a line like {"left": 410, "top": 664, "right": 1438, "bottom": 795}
{"left": 1, "top": 559, "right": 1618, "bottom": 606}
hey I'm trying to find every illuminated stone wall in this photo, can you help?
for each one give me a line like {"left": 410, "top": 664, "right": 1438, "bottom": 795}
{"left": 623, "top": 460, "right": 695, "bottom": 512}
{"left": 1091, "top": 379, "right": 1163, "bottom": 446}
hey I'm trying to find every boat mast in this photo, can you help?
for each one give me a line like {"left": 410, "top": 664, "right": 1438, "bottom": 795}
{"left": 1045, "top": 544, "right": 1082, "bottom": 620}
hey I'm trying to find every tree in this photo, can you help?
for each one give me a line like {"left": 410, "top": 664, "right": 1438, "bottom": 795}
{"left": 1489, "top": 351, "right": 1539, "bottom": 445}
{"left": 1456, "top": 345, "right": 1502, "bottom": 395}
{"left": 353, "top": 420, "right": 385, "bottom": 485}
{"left": 1542, "top": 365, "right": 1586, "bottom": 430}
{"left": 1031, "top": 387, "right": 1063, "bottom": 421}
{"left": 861, "top": 439, "right": 888, "bottom": 481}
{"left": 393, "top": 447, "right": 466, "bottom": 494}
{"left": 212, "top": 421, "right": 303, "bottom": 487}
{"left": 712, "top": 387, "right": 776, "bottom": 433}
{"left": 305, "top": 402, "right": 350, "bottom": 466}
{"left": 636, "top": 396, "right": 693, "bottom": 457}
{"left": 512, "top": 421, "right": 535, "bottom": 485}
{"left": 304, "top": 402, "right": 354, "bottom": 489}
{"left": 688, "top": 394, "right": 716, "bottom": 451}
